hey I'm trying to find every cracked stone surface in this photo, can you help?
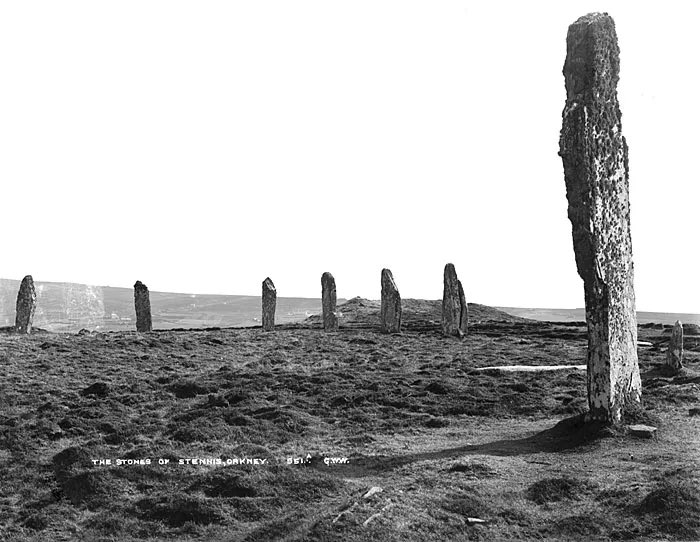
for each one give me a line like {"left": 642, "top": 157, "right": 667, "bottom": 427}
{"left": 262, "top": 277, "right": 276, "bottom": 331}
{"left": 134, "top": 281, "right": 153, "bottom": 332}
{"left": 380, "top": 268, "right": 401, "bottom": 334}
{"left": 559, "top": 12, "right": 641, "bottom": 422}
{"left": 667, "top": 320, "right": 683, "bottom": 372}
{"left": 321, "top": 272, "right": 338, "bottom": 332}
{"left": 442, "top": 263, "right": 467, "bottom": 338}
{"left": 15, "top": 275, "right": 36, "bottom": 334}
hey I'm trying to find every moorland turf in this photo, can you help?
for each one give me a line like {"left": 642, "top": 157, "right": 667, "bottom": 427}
{"left": 1, "top": 299, "right": 699, "bottom": 541}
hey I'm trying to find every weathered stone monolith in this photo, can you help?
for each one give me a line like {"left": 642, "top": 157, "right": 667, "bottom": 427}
{"left": 666, "top": 320, "right": 683, "bottom": 372}
{"left": 458, "top": 280, "right": 468, "bottom": 336}
{"left": 262, "top": 277, "right": 276, "bottom": 331}
{"left": 321, "top": 272, "right": 338, "bottom": 332}
{"left": 15, "top": 275, "right": 37, "bottom": 334}
{"left": 442, "top": 264, "right": 467, "bottom": 337}
{"left": 133, "top": 281, "right": 152, "bottom": 332}
{"left": 559, "top": 13, "right": 641, "bottom": 423}
{"left": 380, "top": 268, "right": 401, "bottom": 333}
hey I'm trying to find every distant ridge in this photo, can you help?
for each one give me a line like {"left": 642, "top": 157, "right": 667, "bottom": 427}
{"left": 1, "top": 278, "right": 696, "bottom": 332}
{"left": 498, "top": 306, "right": 700, "bottom": 326}
{"left": 0, "top": 278, "right": 331, "bottom": 333}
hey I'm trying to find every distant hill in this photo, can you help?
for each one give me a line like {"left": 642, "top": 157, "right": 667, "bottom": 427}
{"left": 0, "top": 279, "right": 333, "bottom": 333}
{"left": 498, "top": 306, "right": 700, "bottom": 326}
{"left": 306, "top": 297, "right": 528, "bottom": 331}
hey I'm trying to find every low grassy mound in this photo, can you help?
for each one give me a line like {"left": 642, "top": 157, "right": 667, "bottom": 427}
{"left": 134, "top": 494, "right": 229, "bottom": 527}
{"left": 635, "top": 478, "right": 700, "bottom": 538}
{"left": 526, "top": 476, "right": 596, "bottom": 505}
{"left": 440, "top": 489, "right": 489, "bottom": 517}
{"left": 305, "top": 297, "right": 528, "bottom": 330}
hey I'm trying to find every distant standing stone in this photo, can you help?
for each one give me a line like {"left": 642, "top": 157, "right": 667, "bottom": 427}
{"left": 321, "top": 272, "right": 338, "bottom": 332}
{"left": 559, "top": 13, "right": 641, "bottom": 423}
{"left": 458, "top": 280, "right": 468, "bottom": 336}
{"left": 380, "top": 268, "right": 401, "bottom": 333}
{"left": 262, "top": 277, "right": 276, "bottom": 331}
{"left": 666, "top": 320, "right": 683, "bottom": 372}
{"left": 15, "top": 275, "right": 37, "bottom": 334}
{"left": 442, "top": 263, "right": 467, "bottom": 337}
{"left": 133, "top": 281, "right": 152, "bottom": 332}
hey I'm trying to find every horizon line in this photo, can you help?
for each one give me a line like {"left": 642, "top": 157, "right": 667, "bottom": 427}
{"left": 1, "top": 276, "right": 698, "bottom": 316}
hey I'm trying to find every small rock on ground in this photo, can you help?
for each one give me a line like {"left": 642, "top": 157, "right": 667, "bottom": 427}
{"left": 363, "top": 486, "right": 383, "bottom": 499}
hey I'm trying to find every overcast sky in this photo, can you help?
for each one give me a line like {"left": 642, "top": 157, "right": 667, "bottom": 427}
{"left": 1, "top": 1, "right": 698, "bottom": 313}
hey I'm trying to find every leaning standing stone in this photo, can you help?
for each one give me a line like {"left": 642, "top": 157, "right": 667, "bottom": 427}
{"left": 262, "top": 277, "right": 276, "bottom": 331}
{"left": 442, "top": 263, "right": 467, "bottom": 337}
{"left": 666, "top": 320, "right": 683, "bottom": 372}
{"left": 15, "top": 275, "right": 37, "bottom": 334}
{"left": 321, "top": 272, "right": 338, "bottom": 332}
{"left": 133, "top": 281, "right": 152, "bottom": 332}
{"left": 559, "top": 13, "right": 641, "bottom": 423}
{"left": 380, "top": 268, "right": 401, "bottom": 333}
{"left": 458, "top": 280, "right": 468, "bottom": 336}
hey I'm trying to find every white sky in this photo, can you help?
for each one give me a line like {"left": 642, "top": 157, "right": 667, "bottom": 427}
{"left": 1, "top": 1, "right": 698, "bottom": 312}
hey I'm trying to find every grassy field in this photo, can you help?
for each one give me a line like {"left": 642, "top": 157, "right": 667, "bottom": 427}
{"left": 1, "top": 298, "right": 699, "bottom": 541}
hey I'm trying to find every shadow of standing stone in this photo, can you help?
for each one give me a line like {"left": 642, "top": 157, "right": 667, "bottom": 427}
{"left": 559, "top": 13, "right": 641, "bottom": 422}
{"left": 442, "top": 264, "right": 467, "bottom": 338}
{"left": 15, "top": 275, "right": 36, "bottom": 334}
{"left": 321, "top": 272, "right": 338, "bottom": 332}
{"left": 134, "top": 281, "right": 152, "bottom": 332}
{"left": 380, "top": 268, "right": 401, "bottom": 334}
{"left": 262, "top": 277, "right": 276, "bottom": 331}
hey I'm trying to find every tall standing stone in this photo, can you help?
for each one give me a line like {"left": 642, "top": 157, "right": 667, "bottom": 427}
{"left": 15, "top": 275, "right": 37, "bottom": 334}
{"left": 380, "top": 268, "right": 401, "bottom": 333}
{"left": 442, "top": 263, "right": 467, "bottom": 337}
{"left": 559, "top": 13, "right": 641, "bottom": 423}
{"left": 133, "top": 281, "right": 152, "bottom": 332}
{"left": 262, "top": 277, "right": 276, "bottom": 331}
{"left": 321, "top": 272, "right": 338, "bottom": 332}
{"left": 666, "top": 320, "right": 683, "bottom": 372}
{"left": 458, "top": 280, "right": 468, "bottom": 336}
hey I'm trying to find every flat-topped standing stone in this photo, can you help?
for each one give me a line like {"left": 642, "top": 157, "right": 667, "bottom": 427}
{"left": 133, "top": 281, "right": 152, "bottom": 332}
{"left": 262, "top": 277, "right": 276, "bottom": 331}
{"left": 15, "top": 275, "right": 37, "bottom": 334}
{"left": 559, "top": 13, "right": 641, "bottom": 423}
{"left": 442, "top": 263, "right": 467, "bottom": 337}
{"left": 321, "top": 272, "right": 338, "bottom": 332}
{"left": 380, "top": 268, "right": 401, "bottom": 333}
{"left": 666, "top": 320, "right": 683, "bottom": 372}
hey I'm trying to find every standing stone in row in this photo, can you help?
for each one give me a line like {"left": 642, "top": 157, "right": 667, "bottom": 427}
{"left": 458, "top": 280, "right": 468, "bottom": 336}
{"left": 380, "top": 268, "right": 401, "bottom": 334}
{"left": 134, "top": 281, "right": 152, "bottom": 332}
{"left": 442, "top": 263, "right": 467, "bottom": 337}
{"left": 15, "top": 275, "right": 37, "bottom": 334}
{"left": 321, "top": 272, "right": 338, "bottom": 332}
{"left": 262, "top": 277, "right": 276, "bottom": 331}
{"left": 559, "top": 13, "right": 641, "bottom": 423}
{"left": 666, "top": 320, "right": 683, "bottom": 373}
